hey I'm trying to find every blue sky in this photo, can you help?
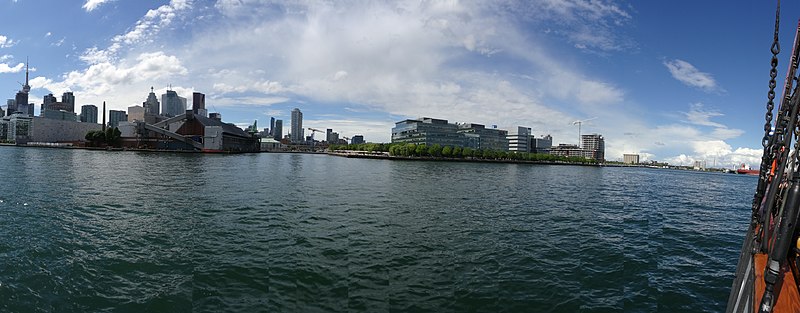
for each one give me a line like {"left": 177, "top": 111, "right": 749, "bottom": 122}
{"left": 0, "top": 0, "right": 796, "bottom": 166}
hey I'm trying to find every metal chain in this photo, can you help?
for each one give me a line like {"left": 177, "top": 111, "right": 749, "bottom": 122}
{"left": 755, "top": 2, "right": 782, "bottom": 213}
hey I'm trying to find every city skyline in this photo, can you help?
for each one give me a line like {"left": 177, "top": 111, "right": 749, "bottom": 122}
{"left": 0, "top": 1, "right": 797, "bottom": 166}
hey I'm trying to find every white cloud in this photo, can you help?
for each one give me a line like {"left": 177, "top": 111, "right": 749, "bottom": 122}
{"left": 0, "top": 35, "right": 16, "bottom": 48}
{"left": 45, "top": 32, "right": 52, "bottom": 38}
{"left": 664, "top": 59, "right": 720, "bottom": 92}
{"left": 107, "top": 0, "right": 192, "bottom": 53}
{"left": 0, "top": 62, "right": 24, "bottom": 73}
{"left": 82, "top": 0, "right": 112, "bottom": 12}
{"left": 0, "top": 54, "right": 11, "bottom": 62}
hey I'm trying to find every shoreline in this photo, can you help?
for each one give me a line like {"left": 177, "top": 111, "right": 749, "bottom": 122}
{"left": 0, "top": 144, "right": 750, "bottom": 173}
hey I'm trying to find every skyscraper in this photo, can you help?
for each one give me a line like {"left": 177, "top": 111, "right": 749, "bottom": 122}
{"left": 192, "top": 92, "right": 206, "bottom": 116}
{"left": 6, "top": 99, "right": 15, "bottom": 116}
{"left": 269, "top": 117, "right": 275, "bottom": 136}
{"left": 61, "top": 92, "right": 75, "bottom": 113}
{"left": 109, "top": 110, "right": 127, "bottom": 128}
{"left": 80, "top": 104, "right": 98, "bottom": 123}
{"left": 161, "top": 89, "right": 186, "bottom": 117}
{"left": 290, "top": 108, "right": 303, "bottom": 143}
{"left": 42, "top": 93, "right": 56, "bottom": 115}
{"left": 143, "top": 87, "right": 160, "bottom": 115}
{"left": 273, "top": 119, "right": 283, "bottom": 141}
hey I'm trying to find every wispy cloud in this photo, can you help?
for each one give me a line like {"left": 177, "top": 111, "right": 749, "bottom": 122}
{"left": 684, "top": 103, "right": 724, "bottom": 127}
{"left": 664, "top": 59, "right": 720, "bottom": 92}
{"left": 518, "top": 0, "right": 634, "bottom": 52}
{"left": 0, "top": 35, "right": 16, "bottom": 48}
{"left": 82, "top": 0, "right": 113, "bottom": 12}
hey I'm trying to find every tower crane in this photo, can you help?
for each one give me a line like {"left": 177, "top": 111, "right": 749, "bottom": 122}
{"left": 571, "top": 117, "right": 597, "bottom": 148}
{"left": 307, "top": 127, "right": 323, "bottom": 149}
{"left": 341, "top": 136, "right": 350, "bottom": 144}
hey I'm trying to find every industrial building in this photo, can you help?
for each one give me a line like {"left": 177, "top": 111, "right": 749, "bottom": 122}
{"left": 118, "top": 110, "right": 259, "bottom": 152}
{"left": 0, "top": 113, "right": 101, "bottom": 144}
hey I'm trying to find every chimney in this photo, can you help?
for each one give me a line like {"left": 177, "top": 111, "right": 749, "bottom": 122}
{"left": 102, "top": 101, "right": 106, "bottom": 131}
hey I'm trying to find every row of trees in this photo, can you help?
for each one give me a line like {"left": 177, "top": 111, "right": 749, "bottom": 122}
{"left": 85, "top": 128, "right": 122, "bottom": 147}
{"left": 329, "top": 142, "right": 597, "bottom": 164}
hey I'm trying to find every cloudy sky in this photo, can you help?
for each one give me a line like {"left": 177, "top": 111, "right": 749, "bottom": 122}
{"left": 0, "top": 0, "right": 795, "bottom": 166}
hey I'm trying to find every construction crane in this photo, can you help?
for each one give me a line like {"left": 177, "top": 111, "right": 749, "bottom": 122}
{"left": 341, "top": 136, "right": 350, "bottom": 144}
{"left": 307, "top": 127, "right": 323, "bottom": 149}
{"left": 571, "top": 117, "right": 597, "bottom": 148}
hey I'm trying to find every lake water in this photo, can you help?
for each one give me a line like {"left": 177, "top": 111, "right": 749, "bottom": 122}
{"left": 0, "top": 147, "right": 755, "bottom": 312}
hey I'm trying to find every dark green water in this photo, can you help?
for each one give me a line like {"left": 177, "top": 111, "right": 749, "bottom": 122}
{"left": 0, "top": 147, "right": 755, "bottom": 312}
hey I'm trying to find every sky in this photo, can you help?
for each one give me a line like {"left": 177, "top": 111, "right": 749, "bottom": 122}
{"left": 0, "top": 0, "right": 797, "bottom": 167}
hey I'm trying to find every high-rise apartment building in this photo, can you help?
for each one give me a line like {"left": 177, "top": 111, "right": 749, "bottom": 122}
{"left": 581, "top": 134, "right": 605, "bottom": 161}
{"left": 351, "top": 135, "right": 364, "bottom": 145}
{"left": 80, "top": 104, "right": 98, "bottom": 123}
{"left": 290, "top": 108, "right": 304, "bottom": 143}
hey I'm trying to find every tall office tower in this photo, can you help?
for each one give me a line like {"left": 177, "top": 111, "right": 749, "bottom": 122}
{"left": 6, "top": 99, "right": 15, "bottom": 116}
{"left": 290, "top": 108, "right": 303, "bottom": 143}
{"left": 581, "top": 134, "right": 605, "bottom": 161}
{"left": 143, "top": 87, "right": 160, "bottom": 115}
{"left": 61, "top": 92, "right": 75, "bottom": 112}
{"left": 192, "top": 92, "right": 206, "bottom": 115}
{"left": 108, "top": 110, "right": 127, "bottom": 128}
{"left": 161, "top": 89, "right": 186, "bottom": 117}
{"left": 270, "top": 117, "right": 275, "bottom": 136}
{"left": 273, "top": 119, "right": 283, "bottom": 141}
{"left": 326, "top": 129, "right": 333, "bottom": 143}
{"left": 80, "top": 104, "right": 98, "bottom": 123}
{"left": 42, "top": 93, "right": 57, "bottom": 115}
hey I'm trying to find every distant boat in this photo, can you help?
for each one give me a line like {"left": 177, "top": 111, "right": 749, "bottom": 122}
{"left": 736, "top": 164, "right": 759, "bottom": 175}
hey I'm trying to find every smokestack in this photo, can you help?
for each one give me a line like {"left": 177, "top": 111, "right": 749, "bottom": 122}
{"left": 102, "top": 101, "right": 106, "bottom": 131}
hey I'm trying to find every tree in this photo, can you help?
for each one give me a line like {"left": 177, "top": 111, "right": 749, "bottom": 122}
{"left": 415, "top": 144, "right": 427, "bottom": 156}
{"left": 428, "top": 144, "right": 442, "bottom": 157}
{"left": 452, "top": 146, "right": 462, "bottom": 158}
{"left": 463, "top": 147, "right": 474, "bottom": 158}
{"left": 442, "top": 146, "right": 452, "bottom": 157}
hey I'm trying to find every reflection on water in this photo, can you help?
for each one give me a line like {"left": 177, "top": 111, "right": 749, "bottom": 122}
{"left": 0, "top": 147, "right": 756, "bottom": 312}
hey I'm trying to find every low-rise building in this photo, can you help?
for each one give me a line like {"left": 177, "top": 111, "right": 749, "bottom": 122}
{"left": 531, "top": 135, "right": 552, "bottom": 154}
{"left": 391, "top": 117, "right": 466, "bottom": 147}
{"left": 623, "top": 154, "right": 640, "bottom": 164}
{"left": 458, "top": 123, "right": 508, "bottom": 151}
{"left": 507, "top": 126, "right": 531, "bottom": 152}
